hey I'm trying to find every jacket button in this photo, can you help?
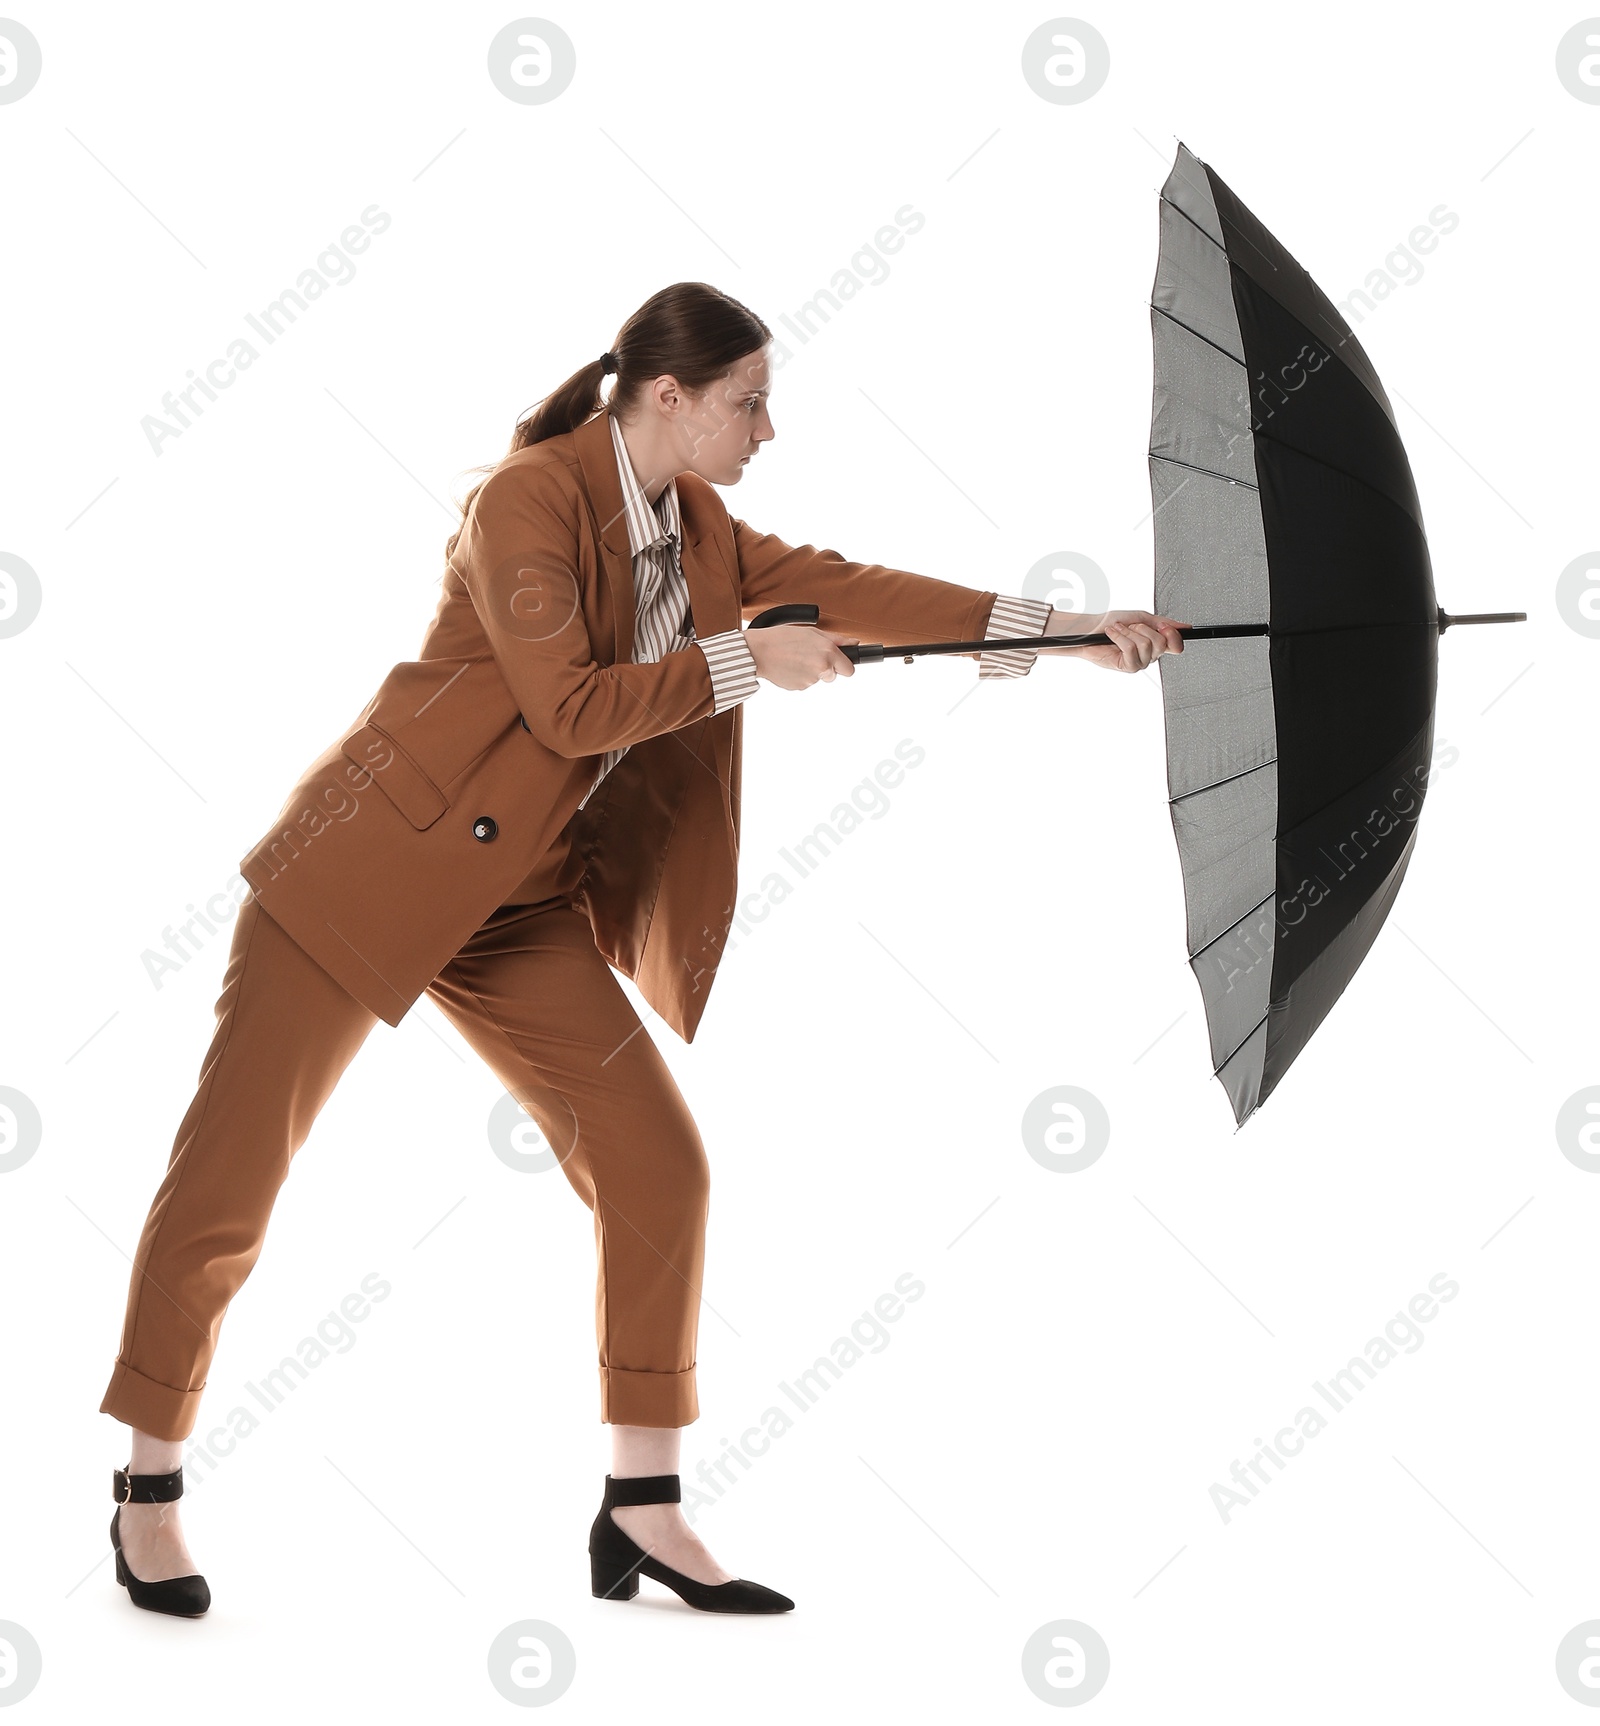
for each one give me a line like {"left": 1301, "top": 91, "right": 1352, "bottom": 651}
{"left": 472, "top": 816, "right": 498, "bottom": 842}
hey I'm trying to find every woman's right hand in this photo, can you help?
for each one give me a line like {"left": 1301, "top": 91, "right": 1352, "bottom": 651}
{"left": 744, "top": 624, "right": 858, "bottom": 691}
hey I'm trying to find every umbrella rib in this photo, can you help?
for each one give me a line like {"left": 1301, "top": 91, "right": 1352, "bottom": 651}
{"left": 1188, "top": 891, "right": 1274, "bottom": 964}
{"left": 1169, "top": 757, "right": 1277, "bottom": 805}
{"left": 1158, "top": 192, "right": 1229, "bottom": 258}
{"left": 1148, "top": 300, "right": 1246, "bottom": 368}
{"left": 1213, "top": 1010, "right": 1271, "bottom": 1081}
{"left": 1149, "top": 451, "right": 1260, "bottom": 493}
{"left": 1159, "top": 185, "right": 1284, "bottom": 282}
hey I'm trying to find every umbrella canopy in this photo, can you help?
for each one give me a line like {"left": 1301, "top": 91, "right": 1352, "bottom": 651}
{"left": 1149, "top": 140, "right": 1449, "bottom": 1124}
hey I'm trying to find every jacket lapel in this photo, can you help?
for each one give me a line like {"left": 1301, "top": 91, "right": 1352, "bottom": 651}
{"left": 571, "top": 409, "right": 738, "bottom": 665}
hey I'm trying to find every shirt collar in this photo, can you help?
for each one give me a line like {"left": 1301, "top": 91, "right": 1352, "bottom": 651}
{"left": 608, "top": 412, "right": 681, "bottom": 558}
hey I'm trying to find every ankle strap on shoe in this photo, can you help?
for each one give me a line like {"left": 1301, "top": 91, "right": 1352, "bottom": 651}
{"left": 114, "top": 1464, "right": 184, "bottom": 1503}
{"left": 605, "top": 1472, "right": 680, "bottom": 1507}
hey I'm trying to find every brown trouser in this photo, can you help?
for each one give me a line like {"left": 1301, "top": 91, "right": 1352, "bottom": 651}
{"left": 98, "top": 820, "right": 710, "bottom": 1442}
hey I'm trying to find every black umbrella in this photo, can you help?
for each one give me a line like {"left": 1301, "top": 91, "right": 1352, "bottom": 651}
{"left": 752, "top": 142, "right": 1524, "bottom": 1126}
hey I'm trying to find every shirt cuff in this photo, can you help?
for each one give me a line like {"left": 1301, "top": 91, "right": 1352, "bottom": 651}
{"left": 695, "top": 627, "right": 761, "bottom": 714}
{"left": 977, "top": 593, "right": 1055, "bottom": 679}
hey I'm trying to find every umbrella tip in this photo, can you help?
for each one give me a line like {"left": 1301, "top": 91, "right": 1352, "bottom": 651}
{"left": 1437, "top": 607, "right": 1530, "bottom": 632}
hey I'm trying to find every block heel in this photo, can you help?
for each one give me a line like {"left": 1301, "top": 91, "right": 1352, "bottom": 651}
{"left": 590, "top": 1544, "right": 641, "bottom": 1601}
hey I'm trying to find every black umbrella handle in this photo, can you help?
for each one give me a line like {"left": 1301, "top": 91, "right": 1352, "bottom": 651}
{"left": 747, "top": 604, "right": 1527, "bottom": 662}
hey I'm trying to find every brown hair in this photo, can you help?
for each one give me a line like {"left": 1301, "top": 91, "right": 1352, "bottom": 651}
{"left": 445, "top": 280, "right": 771, "bottom": 562}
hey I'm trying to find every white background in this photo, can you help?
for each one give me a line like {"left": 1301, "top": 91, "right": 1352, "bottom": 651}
{"left": 1, "top": 1, "right": 1594, "bottom": 1719}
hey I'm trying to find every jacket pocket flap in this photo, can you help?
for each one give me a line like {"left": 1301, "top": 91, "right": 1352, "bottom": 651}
{"left": 341, "top": 722, "right": 449, "bottom": 830}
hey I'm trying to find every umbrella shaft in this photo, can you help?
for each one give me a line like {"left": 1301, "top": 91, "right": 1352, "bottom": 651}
{"left": 844, "top": 610, "right": 1527, "bottom": 662}
{"left": 846, "top": 623, "right": 1264, "bottom": 661}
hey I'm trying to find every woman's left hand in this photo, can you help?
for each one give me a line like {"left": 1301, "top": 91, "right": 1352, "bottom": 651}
{"left": 1044, "top": 608, "right": 1191, "bottom": 673}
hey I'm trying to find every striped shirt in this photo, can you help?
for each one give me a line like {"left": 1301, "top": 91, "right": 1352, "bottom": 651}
{"left": 580, "top": 411, "right": 1055, "bottom": 806}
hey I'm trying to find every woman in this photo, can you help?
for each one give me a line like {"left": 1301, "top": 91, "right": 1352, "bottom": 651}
{"left": 99, "top": 281, "right": 1187, "bottom": 1619}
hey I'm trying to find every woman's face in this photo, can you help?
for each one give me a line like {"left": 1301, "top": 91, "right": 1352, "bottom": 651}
{"left": 674, "top": 344, "right": 774, "bottom": 486}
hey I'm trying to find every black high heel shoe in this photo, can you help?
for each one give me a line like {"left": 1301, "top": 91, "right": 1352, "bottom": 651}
{"left": 589, "top": 1473, "right": 794, "bottom": 1613}
{"left": 109, "top": 1463, "right": 211, "bottom": 1617}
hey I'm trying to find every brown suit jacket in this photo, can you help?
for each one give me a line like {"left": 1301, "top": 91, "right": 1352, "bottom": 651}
{"left": 238, "top": 407, "right": 1003, "bottom": 1041}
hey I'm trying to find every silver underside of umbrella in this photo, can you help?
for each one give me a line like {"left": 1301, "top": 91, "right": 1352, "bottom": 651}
{"left": 1149, "top": 148, "right": 1278, "bottom": 1123}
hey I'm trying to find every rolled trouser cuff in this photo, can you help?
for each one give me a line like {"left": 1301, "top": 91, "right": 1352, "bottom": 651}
{"left": 100, "top": 1360, "right": 205, "bottom": 1443}
{"left": 600, "top": 1365, "right": 697, "bottom": 1427}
